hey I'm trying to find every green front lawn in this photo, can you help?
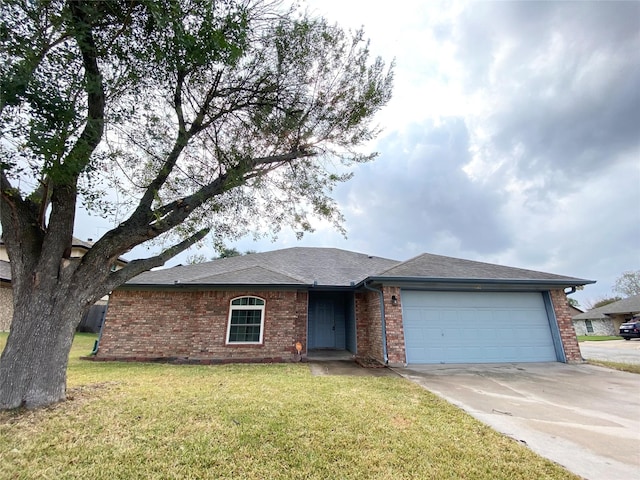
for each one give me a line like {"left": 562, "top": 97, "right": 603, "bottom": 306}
{"left": 577, "top": 335, "right": 621, "bottom": 341}
{"left": 0, "top": 333, "right": 578, "bottom": 479}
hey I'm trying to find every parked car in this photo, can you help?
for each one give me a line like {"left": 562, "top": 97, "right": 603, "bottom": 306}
{"left": 619, "top": 319, "right": 640, "bottom": 340}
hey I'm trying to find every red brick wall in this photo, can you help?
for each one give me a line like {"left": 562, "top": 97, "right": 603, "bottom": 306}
{"left": 97, "top": 288, "right": 308, "bottom": 363}
{"left": 382, "top": 286, "right": 405, "bottom": 366}
{"left": 294, "top": 290, "right": 308, "bottom": 354}
{"left": 353, "top": 286, "right": 406, "bottom": 366}
{"left": 355, "top": 287, "right": 582, "bottom": 366}
{"left": 549, "top": 289, "right": 583, "bottom": 363}
{"left": 355, "top": 290, "right": 383, "bottom": 362}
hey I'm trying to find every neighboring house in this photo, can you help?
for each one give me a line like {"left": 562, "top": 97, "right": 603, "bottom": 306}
{"left": 0, "top": 236, "right": 109, "bottom": 263}
{"left": 572, "top": 294, "right": 640, "bottom": 336}
{"left": 0, "top": 237, "right": 128, "bottom": 332}
{"left": 96, "top": 247, "right": 594, "bottom": 366}
{"left": 0, "top": 260, "right": 12, "bottom": 331}
{"left": 568, "top": 305, "right": 584, "bottom": 317}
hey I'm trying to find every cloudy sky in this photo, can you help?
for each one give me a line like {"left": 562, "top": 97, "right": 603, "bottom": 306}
{"left": 76, "top": 0, "right": 640, "bottom": 308}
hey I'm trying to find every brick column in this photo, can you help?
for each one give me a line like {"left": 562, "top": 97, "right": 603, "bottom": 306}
{"left": 550, "top": 289, "right": 583, "bottom": 363}
{"left": 355, "top": 290, "right": 384, "bottom": 363}
{"left": 382, "top": 286, "right": 406, "bottom": 366}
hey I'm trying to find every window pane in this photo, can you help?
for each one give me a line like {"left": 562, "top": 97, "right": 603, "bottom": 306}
{"left": 228, "top": 308, "right": 263, "bottom": 342}
{"left": 231, "top": 310, "right": 262, "bottom": 325}
{"left": 231, "top": 297, "right": 264, "bottom": 306}
{"left": 228, "top": 324, "right": 260, "bottom": 342}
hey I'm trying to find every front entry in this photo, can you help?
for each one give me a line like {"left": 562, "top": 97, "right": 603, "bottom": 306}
{"left": 307, "top": 292, "right": 356, "bottom": 352}
{"left": 312, "top": 299, "right": 336, "bottom": 348}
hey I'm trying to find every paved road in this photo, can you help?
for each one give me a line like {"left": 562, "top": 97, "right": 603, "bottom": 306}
{"left": 397, "top": 363, "right": 640, "bottom": 480}
{"left": 579, "top": 338, "right": 640, "bottom": 364}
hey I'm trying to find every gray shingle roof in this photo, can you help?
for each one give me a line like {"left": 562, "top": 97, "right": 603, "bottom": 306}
{"left": 0, "top": 260, "right": 10, "bottom": 282}
{"left": 190, "top": 266, "right": 306, "bottom": 285}
{"left": 1, "top": 236, "right": 93, "bottom": 250}
{"left": 573, "top": 294, "right": 640, "bottom": 320}
{"left": 126, "top": 247, "right": 593, "bottom": 289}
{"left": 375, "top": 252, "right": 591, "bottom": 284}
{"left": 0, "top": 236, "right": 128, "bottom": 264}
{"left": 128, "top": 247, "right": 399, "bottom": 287}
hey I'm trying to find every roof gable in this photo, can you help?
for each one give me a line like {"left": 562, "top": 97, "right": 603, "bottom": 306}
{"left": 128, "top": 247, "right": 399, "bottom": 287}
{"left": 377, "top": 252, "right": 589, "bottom": 283}
{"left": 187, "top": 266, "right": 305, "bottom": 285}
{"left": 573, "top": 294, "right": 640, "bottom": 319}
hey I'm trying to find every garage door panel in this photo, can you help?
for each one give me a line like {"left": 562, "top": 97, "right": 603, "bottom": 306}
{"left": 402, "top": 291, "right": 557, "bottom": 364}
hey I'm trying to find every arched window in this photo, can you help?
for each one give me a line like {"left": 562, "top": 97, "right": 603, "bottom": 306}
{"left": 226, "top": 296, "right": 265, "bottom": 344}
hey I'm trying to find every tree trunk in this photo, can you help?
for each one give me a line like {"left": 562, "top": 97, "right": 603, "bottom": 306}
{"left": 0, "top": 287, "right": 84, "bottom": 410}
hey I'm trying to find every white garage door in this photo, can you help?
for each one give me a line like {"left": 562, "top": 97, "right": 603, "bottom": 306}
{"left": 402, "top": 291, "right": 558, "bottom": 364}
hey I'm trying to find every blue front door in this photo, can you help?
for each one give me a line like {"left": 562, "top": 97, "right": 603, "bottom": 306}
{"left": 313, "top": 299, "right": 335, "bottom": 348}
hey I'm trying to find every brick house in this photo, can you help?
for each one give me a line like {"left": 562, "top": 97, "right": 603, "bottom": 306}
{"left": 96, "top": 248, "right": 594, "bottom": 366}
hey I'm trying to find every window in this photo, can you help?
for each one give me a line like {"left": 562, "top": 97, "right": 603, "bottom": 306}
{"left": 585, "top": 319, "right": 594, "bottom": 334}
{"left": 226, "top": 296, "right": 265, "bottom": 344}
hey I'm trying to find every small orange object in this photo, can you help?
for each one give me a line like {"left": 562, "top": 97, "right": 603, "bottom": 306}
{"left": 295, "top": 341, "right": 303, "bottom": 354}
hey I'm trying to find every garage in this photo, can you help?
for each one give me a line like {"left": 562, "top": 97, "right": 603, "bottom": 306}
{"left": 401, "top": 290, "right": 559, "bottom": 364}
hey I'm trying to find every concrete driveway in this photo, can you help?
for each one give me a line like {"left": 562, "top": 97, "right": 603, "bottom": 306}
{"left": 396, "top": 363, "right": 640, "bottom": 480}
{"left": 579, "top": 338, "right": 640, "bottom": 364}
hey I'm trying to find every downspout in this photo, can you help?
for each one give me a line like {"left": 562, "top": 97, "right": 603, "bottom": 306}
{"left": 90, "top": 299, "right": 108, "bottom": 355}
{"left": 364, "top": 281, "right": 389, "bottom": 365}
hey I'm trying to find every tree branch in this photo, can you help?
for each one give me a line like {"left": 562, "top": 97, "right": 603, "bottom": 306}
{"left": 0, "top": 171, "right": 44, "bottom": 290}
{"left": 101, "top": 228, "right": 210, "bottom": 293}
{"left": 174, "top": 69, "right": 186, "bottom": 133}
{"left": 37, "top": 0, "right": 107, "bottom": 263}
{"left": 63, "top": 0, "right": 106, "bottom": 173}
{"left": 152, "top": 148, "right": 316, "bottom": 222}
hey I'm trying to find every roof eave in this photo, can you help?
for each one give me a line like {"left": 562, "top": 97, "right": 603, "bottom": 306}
{"left": 359, "top": 276, "right": 596, "bottom": 291}
{"left": 118, "top": 282, "right": 363, "bottom": 290}
{"left": 117, "top": 282, "right": 311, "bottom": 290}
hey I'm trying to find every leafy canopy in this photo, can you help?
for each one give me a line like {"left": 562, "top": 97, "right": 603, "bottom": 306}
{"left": 613, "top": 270, "right": 640, "bottom": 298}
{"left": 1, "top": 0, "right": 393, "bottom": 279}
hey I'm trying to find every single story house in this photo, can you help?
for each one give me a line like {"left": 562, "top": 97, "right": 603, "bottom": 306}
{"left": 572, "top": 294, "right": 640, "bottom": 336}
{"left": 96, "top": 247, "right": 594, "bottom": 366}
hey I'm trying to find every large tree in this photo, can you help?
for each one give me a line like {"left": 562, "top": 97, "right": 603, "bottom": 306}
{"left": 613, "top": 270, "right": 640, "bottom": 298}
{"left": 0, "top": 0, "right": 393, "bottom": 409}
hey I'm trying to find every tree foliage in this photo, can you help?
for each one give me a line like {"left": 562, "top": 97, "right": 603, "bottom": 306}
{"left": 591, "top": 297, "right": 622, "bottom": 309}
{"left": 613, "top": 270, "right": 640, "bottom": 298}
{"left": 186, "top": 246, "right": 254, "bottom": 263}
{"left": 0, "top": 0, "right": 392, "bottom": 409}
{"left": 0, "top": 0, "right": 393, "bottom": 310}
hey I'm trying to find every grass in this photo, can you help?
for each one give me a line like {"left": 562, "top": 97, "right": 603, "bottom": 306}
{"left": 587, "top": 359, "right": 640, "bottom": 374}
{"left": 0, "top": 333, "right": 579, "bottom": 479}
{"left": 577, "top": 335, "right": 621, "bottom": 341}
